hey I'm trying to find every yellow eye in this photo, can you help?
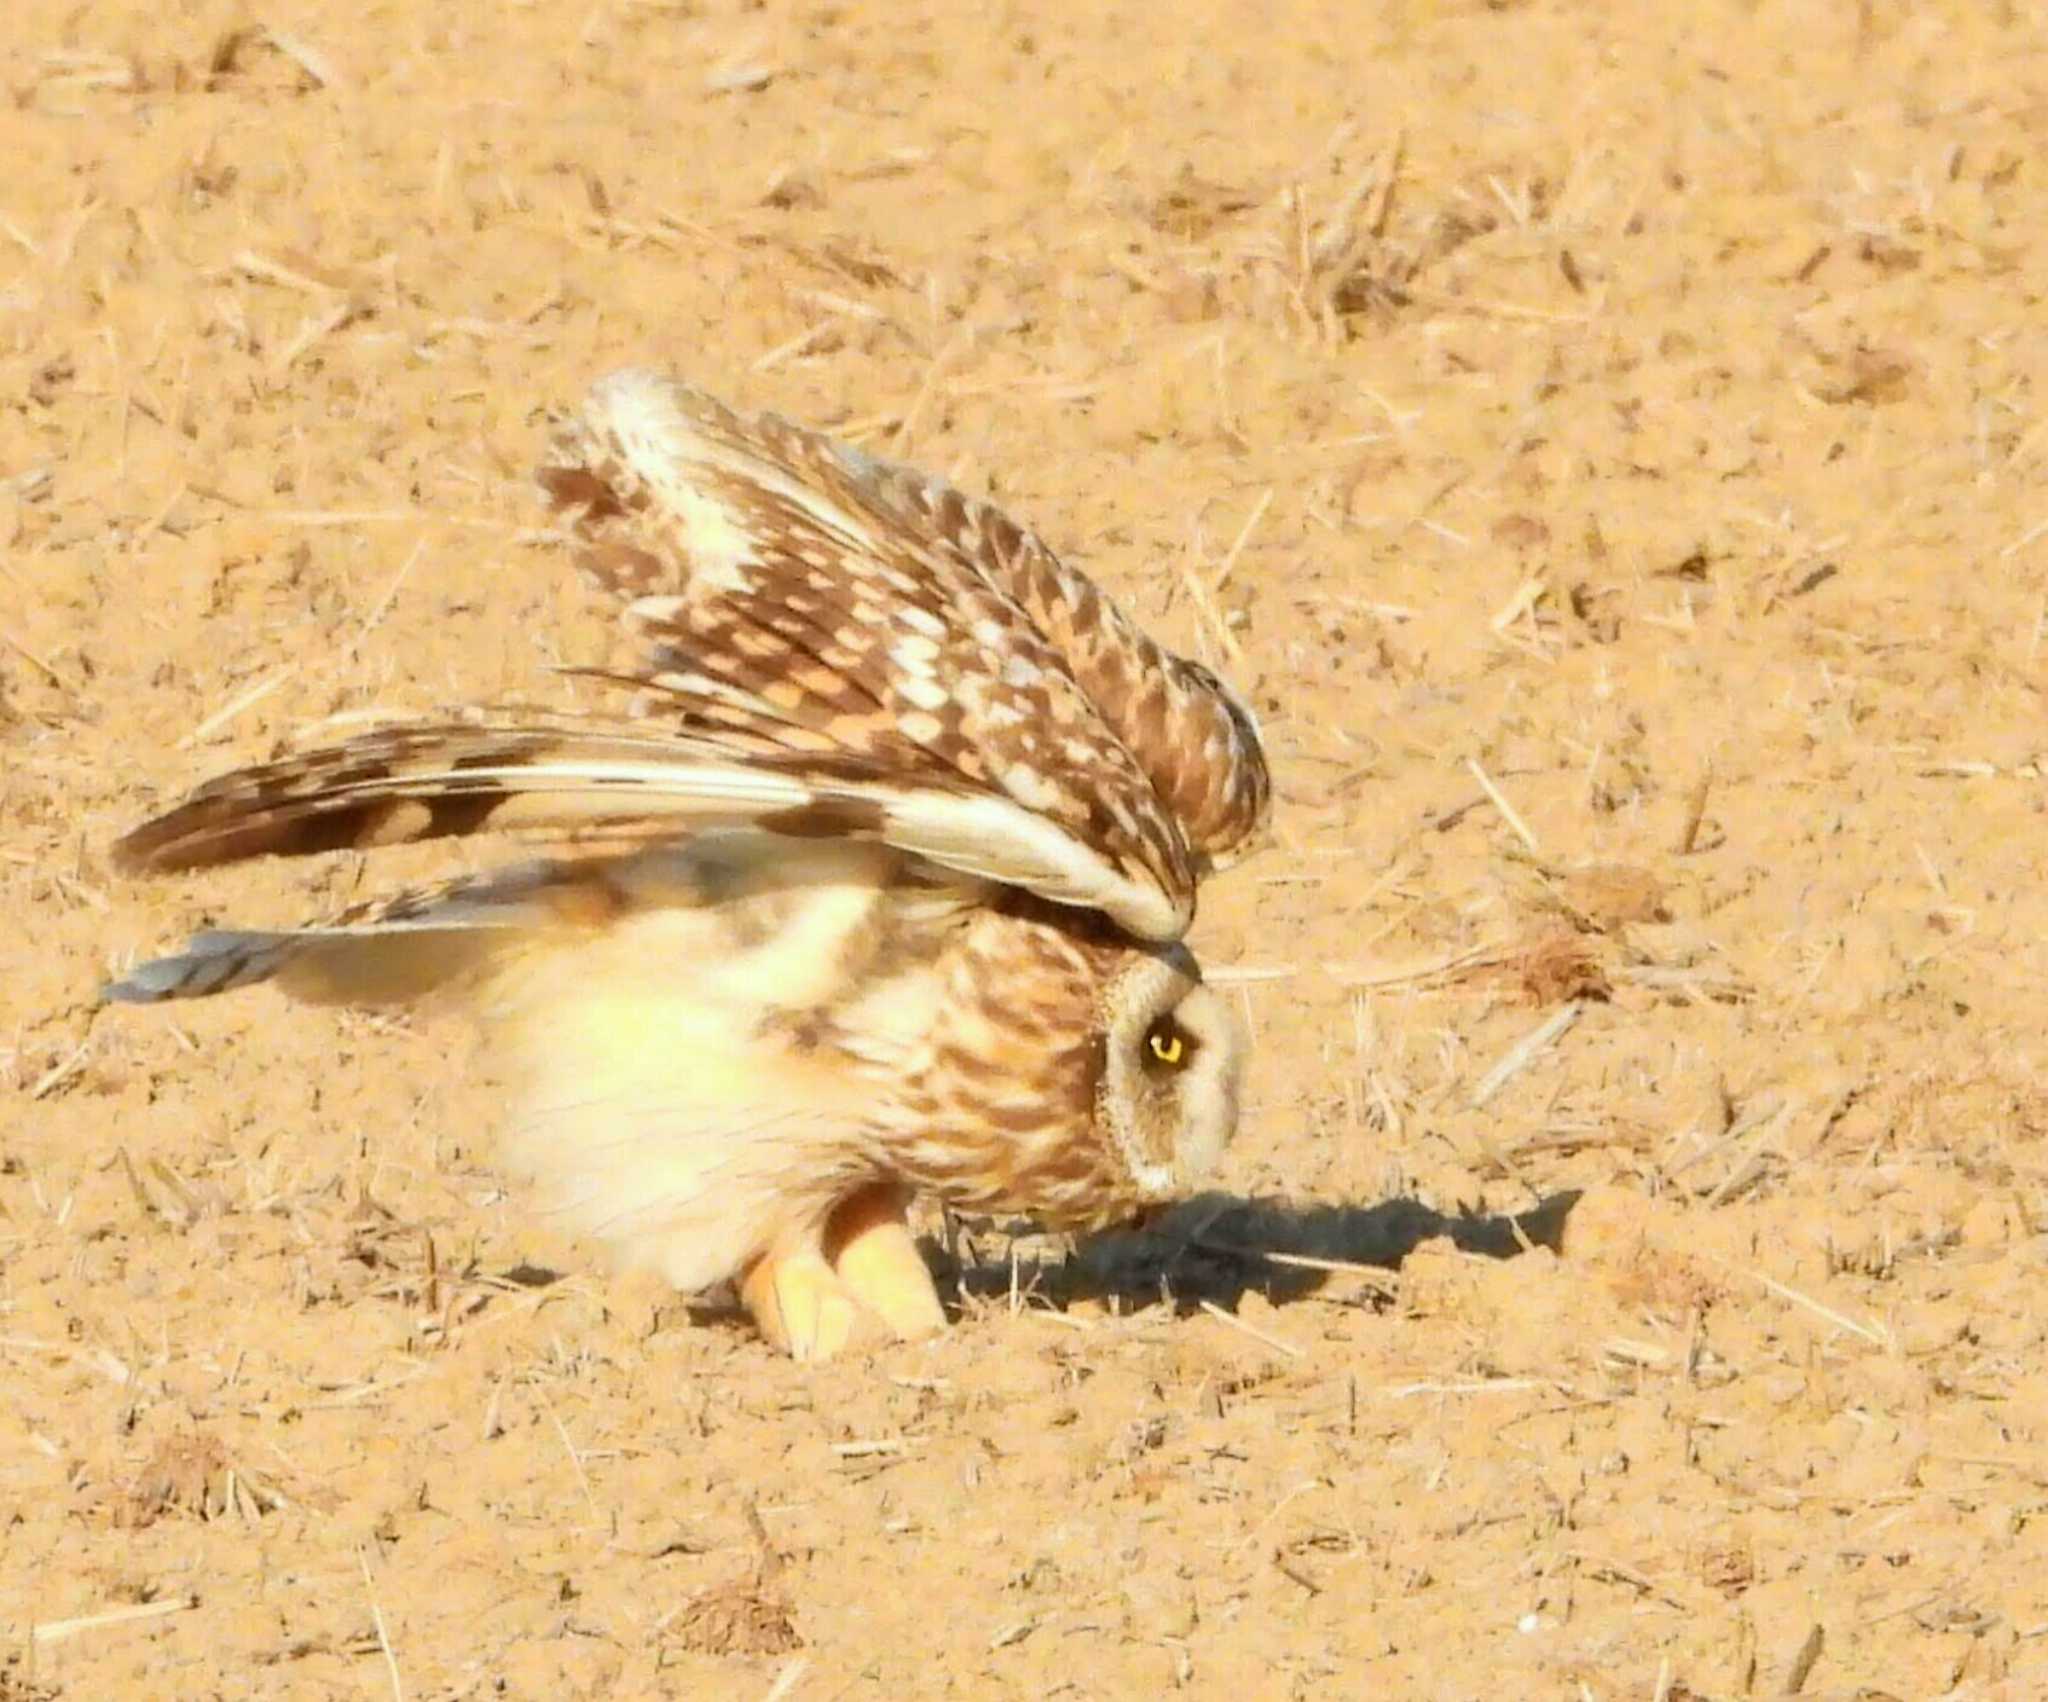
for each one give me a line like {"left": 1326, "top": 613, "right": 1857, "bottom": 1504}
{"left": 1146, "top": 1026, "right": 1186, "bottom": 1067}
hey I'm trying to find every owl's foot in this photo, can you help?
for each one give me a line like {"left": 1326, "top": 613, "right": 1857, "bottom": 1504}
{"left": 825, "top": 1183, "right": 947, "bottom": 1341}
{"left": 739, "top": 1242, "right": 865, "bottom": 1362}
{"left": 739, "top": 1185, "right": 945, "bottom": 1359}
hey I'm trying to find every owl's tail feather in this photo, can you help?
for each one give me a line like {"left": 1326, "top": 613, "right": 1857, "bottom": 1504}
{"left": 102, "top": 925, "right": 492, "bottom": 1007}
{"left": 102, "top": 861, "right": 593, "bottom": 1008}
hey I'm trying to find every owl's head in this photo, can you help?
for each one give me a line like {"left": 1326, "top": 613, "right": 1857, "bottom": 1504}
{"left": 885, "top": 910, "right": 1247, "bottom": 1232}
{"left": 1096, "top": 944, "right": 1246, "bottom": 1204}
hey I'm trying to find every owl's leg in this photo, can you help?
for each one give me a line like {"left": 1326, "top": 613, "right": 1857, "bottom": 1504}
{"left": 824, "top": 1182, "right": 947, "bottom": 1340}
{"left": 738, "top": 1231, "right": 865, "bottom": 1362}
{"left": 738, "top": 1186, "right": 944, "bottom": 1357}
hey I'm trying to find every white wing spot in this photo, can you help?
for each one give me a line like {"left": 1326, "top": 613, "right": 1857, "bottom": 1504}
{"left": 1002, "top": 763, "right": 1060, "bottom": 810}
{"left": 888, "top": 634, "right": 943, "bottom": 669}
{"left": 897, "top": 673, "right": 951, "bottom": 713}
{"left": 626, "top": 594, "right": 689, "bottom": 626}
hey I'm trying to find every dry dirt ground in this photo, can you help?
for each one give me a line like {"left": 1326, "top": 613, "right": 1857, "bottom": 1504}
{"left": 6, "top": 1, "right": 2048, "bottom": 1697}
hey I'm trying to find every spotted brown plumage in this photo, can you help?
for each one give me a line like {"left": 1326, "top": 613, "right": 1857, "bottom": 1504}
{"left": 105, "top": 369, "right": 1269, "bottom": 1361}
{"left": 538, "top": 372, "right": 1269, "bottom": 923}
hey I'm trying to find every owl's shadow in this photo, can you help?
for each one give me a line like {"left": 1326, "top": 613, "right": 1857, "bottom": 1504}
{"left": 936, "top": 1188, "right": 1584, "bottom": 1321}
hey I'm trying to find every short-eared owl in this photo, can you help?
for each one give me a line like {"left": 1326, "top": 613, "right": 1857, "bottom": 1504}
{"left": 106, "top": 371, "right": 1271, "bottom": 1359}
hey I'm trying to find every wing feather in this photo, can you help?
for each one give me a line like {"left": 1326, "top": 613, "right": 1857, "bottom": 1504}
{"left": 543, "top": 371, "right": 1267, "bottom": 872}
{"left": 111, "top": 718, "right": 1187, "bottom": 939}
{"left": 539, "top": 370, "right": 1223, "bottom": 931}
{"left": 113, "top": 369, "right": 1270, "bottom": 947}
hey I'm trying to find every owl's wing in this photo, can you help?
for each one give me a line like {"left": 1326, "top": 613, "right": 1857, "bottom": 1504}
{"left": 114, "top": 372, "right": 1268, "bottom": 943}
{"left": 540, "top": 371, "right": 1267, "bottom": 914}
{"left": 109, "top": 712, "right": 1183, "bottom": 937}
{"left": 556, "top": 373, "right": 1269, "bottom": 870}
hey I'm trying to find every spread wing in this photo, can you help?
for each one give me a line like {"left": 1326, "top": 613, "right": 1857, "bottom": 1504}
{"left": 109, "top": 715, "right": 1176, "bottom": 937}
{"left": 113, "top": 369, "right": 1273, "bottom": 944}
{"left": 541, "top": 371, "right": 1269, "bottom": 876}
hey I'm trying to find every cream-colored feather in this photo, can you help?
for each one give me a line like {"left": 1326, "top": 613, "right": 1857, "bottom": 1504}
{"left": 474, "top": 841, "right": 953, "bottom": 1293}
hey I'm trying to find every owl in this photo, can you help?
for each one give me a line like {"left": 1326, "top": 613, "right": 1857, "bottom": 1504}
{"left": 105, "top": 371, "right": 1271, "bottom": 1359}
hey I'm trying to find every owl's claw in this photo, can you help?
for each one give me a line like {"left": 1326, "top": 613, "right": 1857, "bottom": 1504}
{"left": 739, "top": 1244, "right": 866, "bottom": 1361}
{"left": 825, "top": 1184, "right": 947, "bottom": 1341}
{"left": 741, "top": 1185, "right": 946, "bottom": 1359}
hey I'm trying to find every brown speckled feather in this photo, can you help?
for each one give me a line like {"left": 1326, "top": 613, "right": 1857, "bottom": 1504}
{"left": 876, "top": 905, "right": 1141, "bottom": 1230}
{"left": 539, "top": 371, "right": 1271, "bottom": 924}
{"left": 116, "top": 372, "right": 1267, "bottom": 945}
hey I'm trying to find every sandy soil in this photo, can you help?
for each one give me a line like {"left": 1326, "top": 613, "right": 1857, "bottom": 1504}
{"left": 7, "top": 0, "right": 2048, "bottom": 1696}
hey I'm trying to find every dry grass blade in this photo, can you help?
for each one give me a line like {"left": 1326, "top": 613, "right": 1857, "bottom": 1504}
{"left": 27, "top": 1042, "right": 91, "bottom": 1102}
{"left": 1780, "top": 1621, "right": 1825, "bottom": 1693}
{"left": 1469, "top": 1002, "right": 1584, "bottom": 1107}
{"left": 1674, "top": 760, "right": 1715, "bottom": 854}
{"left": 761, "top": 1657, "right": 811, "bottom": 1701}
{"left": 262, "top": 26, "right": 346, "bottom": 89}
{"left": 1204, "top": 963, "right": 1299, "bottom": 985}
{"left": 32, "top": 1595, "right": 199, "bottom": 1645}
{"left": 359, "top": 1545, "right": 407, "bottom": 1702}
{"left": 2, "top": 625, "right": 72, "bottom": 689}
{"left": 1323, "top": 943, "right": 1499, "bottom": 989}
{"left": 180, "top": 665, "right": 297, "bottom": 747}
{"left": 1215, "top": 487, "right": 1275, "bottom": 591}
{"left": 1198, "top": 1299, "right": 1304, "bottom": 1358}
{"left": 1734, "top": 1265, "right": 1891, "bottom": 1349}
{"left": 1381, "top": 1378, "right": 1557, "bottom": 1399}
{"left": 1194, "top": 1238, "right": 1401, "bottom": 1293}
{"left": 1466, "top": 758, "right": 1541, "bottom": 853}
